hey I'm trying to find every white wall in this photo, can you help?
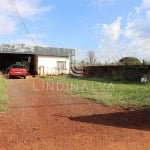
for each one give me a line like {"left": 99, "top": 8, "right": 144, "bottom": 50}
{"left": 37, "top": 55, "right": 70, "bottom": 75}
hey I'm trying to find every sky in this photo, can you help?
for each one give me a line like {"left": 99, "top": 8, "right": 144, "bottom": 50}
{"left": 0, "top": 0, "right": 150, "bottom": 62}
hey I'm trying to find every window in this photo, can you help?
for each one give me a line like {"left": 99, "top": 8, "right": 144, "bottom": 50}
{"left": 57, "top": 61, "right": 66, "bottom": 70}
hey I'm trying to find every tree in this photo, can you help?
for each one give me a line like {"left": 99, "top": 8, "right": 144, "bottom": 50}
{"left": 119, "top": 57, "right": 142, "bottom": 65}
{"left": 87, "top": 50, "right": 96, "bottom": 64}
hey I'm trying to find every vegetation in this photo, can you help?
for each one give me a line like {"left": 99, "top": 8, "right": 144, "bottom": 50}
{"left": 87, "top": 50, "right": 97, "bottom": 64}
{"left": 119, "top": 57, "right": 142, "bottom": 65}
{"left": 0, "top": 76, "right": 8, "bottom": 112}
{"left": 45, "top": 76, "right": 150, "bottom": 108}
{"left": 16, "top": 61, "right": 30, "bottom": 71}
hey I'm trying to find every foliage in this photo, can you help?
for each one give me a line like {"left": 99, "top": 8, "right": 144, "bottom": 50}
{"left": 0, "top": 76, "right": 8, "bottom": 112}
{"left": 45, "top": 76, "right": 150, "bottom": 108}
{"left": 16, "top": 61, "right": 30, "bottom": 71}
{"left": 87, "top": 50, "right": 97, "bottom": 64}
{"left": 119, "top": 57, "right": 142, "bottom": 65}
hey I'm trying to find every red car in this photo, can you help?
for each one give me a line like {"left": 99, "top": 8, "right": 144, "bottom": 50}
{"left": 8, "top": 64, "right": 27, "bottom": 79}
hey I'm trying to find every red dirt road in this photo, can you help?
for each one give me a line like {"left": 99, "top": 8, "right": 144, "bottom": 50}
{"left": 0, "top": 79, "right": 150, "bottom": 150}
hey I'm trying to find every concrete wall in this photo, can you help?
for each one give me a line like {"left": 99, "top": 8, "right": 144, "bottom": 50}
{"left": 37, "top": 55, "right": 70, "bottom": 76}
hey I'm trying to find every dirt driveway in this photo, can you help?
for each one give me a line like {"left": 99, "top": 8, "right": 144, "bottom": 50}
{"left": 0, "top": 78, "right": 150, "bottom": 150}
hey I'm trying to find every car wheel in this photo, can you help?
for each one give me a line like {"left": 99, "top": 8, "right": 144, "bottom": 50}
{"left": 24, "top": 75, "right": 26, "bottom": 79}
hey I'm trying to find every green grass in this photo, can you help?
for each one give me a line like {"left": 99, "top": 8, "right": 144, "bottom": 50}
{"left": 0, "top": 75, "right": 8, "bottom": 112}
{"left": 45, "top": 76, "right": 150, "bottom": 108}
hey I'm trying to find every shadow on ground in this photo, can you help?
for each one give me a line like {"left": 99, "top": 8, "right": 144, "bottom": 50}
{"left": 69, "top": 108, "right": 150, "bottom": 131}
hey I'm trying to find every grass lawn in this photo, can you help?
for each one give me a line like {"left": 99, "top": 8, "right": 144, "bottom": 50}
{"left": 0, "top": 75, "right": 8, "bottom": 112}
{"left": 45, "top": 76, "right": 150, "bottom": 108}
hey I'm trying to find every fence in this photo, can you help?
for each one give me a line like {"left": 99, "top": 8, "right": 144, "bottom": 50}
{"left": 83, "top": 65, "right": 150, "bottom": 81}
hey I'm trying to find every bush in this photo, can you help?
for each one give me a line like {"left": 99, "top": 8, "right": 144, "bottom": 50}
{"left": 119, "top": 57, "right": 142, "bottom": 65}
{"left": 0, "top": 76, "right": 8, "bottom": 111}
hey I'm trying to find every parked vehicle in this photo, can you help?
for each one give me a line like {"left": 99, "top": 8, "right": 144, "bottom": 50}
{"left": 8, "top": 64, "right": 27, "bottom": 79}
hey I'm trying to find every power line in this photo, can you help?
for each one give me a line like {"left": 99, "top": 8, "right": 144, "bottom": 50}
{"left": 7, "top": 0, "right": 37, "bottom": 45}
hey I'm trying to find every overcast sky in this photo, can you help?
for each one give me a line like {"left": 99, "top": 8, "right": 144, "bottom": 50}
{"left": 0, "top": 0, "right": 150, "bottom": 62}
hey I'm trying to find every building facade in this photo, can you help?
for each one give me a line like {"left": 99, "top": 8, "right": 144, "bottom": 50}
{"left": 0, "top": 44, "right": 75, "bottom": 76}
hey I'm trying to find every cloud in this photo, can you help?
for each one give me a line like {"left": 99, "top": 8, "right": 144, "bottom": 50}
{"left": 124, "top": 16, "right": 150, "bottom": 39}
{"left": 98, "top": 0, "right": 150, "bottom": 62}
{"left": 0, "top": 0, "right": 53, "bottom": 35}
{"left": 98, "top": 17, "right": 123, "bottom": 62}
{"left": 102, "top": 17, "right": 122, "bottom": 41}
{"left": 123, "top": 0, "right": 150, "bottom": 59}
{"left": 13, "top": 0, "right": 53, "bottom": 18}
{"left": 140, "top": 0, "right": 150, "bottom": 10}
{"left": 0, "top": 15, "right": 16, "bottom": 35}
{"left": 124, "top": 1, "right": 150, "bottom": 40}
{"left": 0, "top": 1, "right": 11, "bottom": 14}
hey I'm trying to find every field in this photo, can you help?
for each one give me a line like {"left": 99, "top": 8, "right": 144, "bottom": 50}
{"left": 45, "top": 76, "right": 150, "bottom": 108}
{"left": 0, "top": 75, "right": 8, "bottom": 111}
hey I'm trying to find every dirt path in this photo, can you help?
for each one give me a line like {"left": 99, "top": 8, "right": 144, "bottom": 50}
{"left": 0, "top": 79, "right": 150, "bottom": 150}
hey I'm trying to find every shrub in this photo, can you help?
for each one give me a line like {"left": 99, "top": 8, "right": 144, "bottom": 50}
{"left": 119, "top": 57, "right": 142, "bottom": 65}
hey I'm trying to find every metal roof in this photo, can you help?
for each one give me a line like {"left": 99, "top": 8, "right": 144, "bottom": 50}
{"left": 0, "top": 44, "right": 75, "bottom": 57}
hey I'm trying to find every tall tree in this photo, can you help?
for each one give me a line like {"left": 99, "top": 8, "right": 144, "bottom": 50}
{"left": 87, "top": 50, "right": 96, "bottom": 64}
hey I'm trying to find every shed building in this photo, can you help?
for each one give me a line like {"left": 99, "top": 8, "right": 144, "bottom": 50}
{"left": 0, "top": 44, "right": 75, "bottom": 76}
